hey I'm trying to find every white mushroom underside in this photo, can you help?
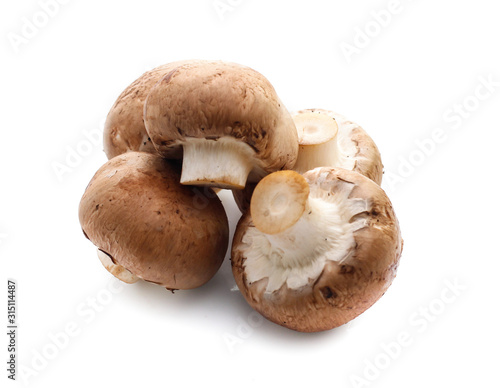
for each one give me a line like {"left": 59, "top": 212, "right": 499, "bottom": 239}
{"left": 239, "top": 176, "right": 371, "bottom": 294}
{"left": 180, "top": 137, "right": 261, "bottom": 189}
{"left": 293, "top": 111, "right": 362, "bottom": 174}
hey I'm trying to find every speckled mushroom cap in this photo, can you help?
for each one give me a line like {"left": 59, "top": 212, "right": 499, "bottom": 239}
{"left": 144, "top": 60, "right": 298, "bottom": 189}
{"left": 79, "top": 152, "right": 229, "bottom": 290}
{"left": 232, "top": 109, "right": 383, "bottom": 213}
{"left": 231, "top": 167, "right": 402, "bottom": 332}
{"left": 103, "top": 60, "right": 200, "bottom": 159}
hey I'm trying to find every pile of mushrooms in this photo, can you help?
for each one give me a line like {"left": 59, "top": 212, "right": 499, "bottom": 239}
{"left": 79, "top": 60, "right": 403, "bottom": 332}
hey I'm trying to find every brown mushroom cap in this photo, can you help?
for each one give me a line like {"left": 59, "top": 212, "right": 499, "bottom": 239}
{"left": 231, "top": 167, "right": 402, "bottom": 332}
{"left": 232, "top": 182, "right": 257, "bottom": 217}
{"left": 143, "top": 60, "right": 298, "bottom": 189}
{"left": 103, "top": 60, "right": 201, "bottom": 159}
{"left": 232, "top": 109, "right": 383, "bottom": 213}
{"left": 79, "top": 152, "right": 229, "bottom": 290}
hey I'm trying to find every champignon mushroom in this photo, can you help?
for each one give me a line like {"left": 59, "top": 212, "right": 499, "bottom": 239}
{"left": 103, "top": 60, "right": 199, "bottom": 159}
{"left": 232, "top": 109, "right": 383, "bottom": 213}
{"left": 231, "top": 168, "right": 402, "bottom": 332}
{"left": 143, "top": 60, "right": 299, "bottom": 190}
{"left": 79, "top": 152, "right": 229, "bottom": 290}
{"left": 292, "top": 109, "right": 382, "bottom": 182}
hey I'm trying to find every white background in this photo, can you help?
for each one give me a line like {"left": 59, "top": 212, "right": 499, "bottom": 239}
{"left": 1, "top": 0, "right": 499, "bottom": 387}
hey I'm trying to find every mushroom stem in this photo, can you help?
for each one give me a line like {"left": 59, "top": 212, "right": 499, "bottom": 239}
{"left": 97, "top": 249, "right": 139, "bottom": 284}
{"left": 250, "top": 171, "right": 310, "bottom": 235}
{"left": 249, "top": 170, "right": 350, "bottom": 272}
{"left": 293, "top": 112, "right": 341, "bottom": 174}
{"left": 180, "top": 137, "right": 255, "bottom": 190}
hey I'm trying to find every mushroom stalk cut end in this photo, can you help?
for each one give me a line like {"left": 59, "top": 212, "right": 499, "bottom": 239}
{"left": 180, "top": 137, "right": 255, "bottom": 190}
{"left": 250, "top": 170, "right": 310, "bottom": 235}
{"left": 293, "top": 112, "right": 341, "bottom": 174}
